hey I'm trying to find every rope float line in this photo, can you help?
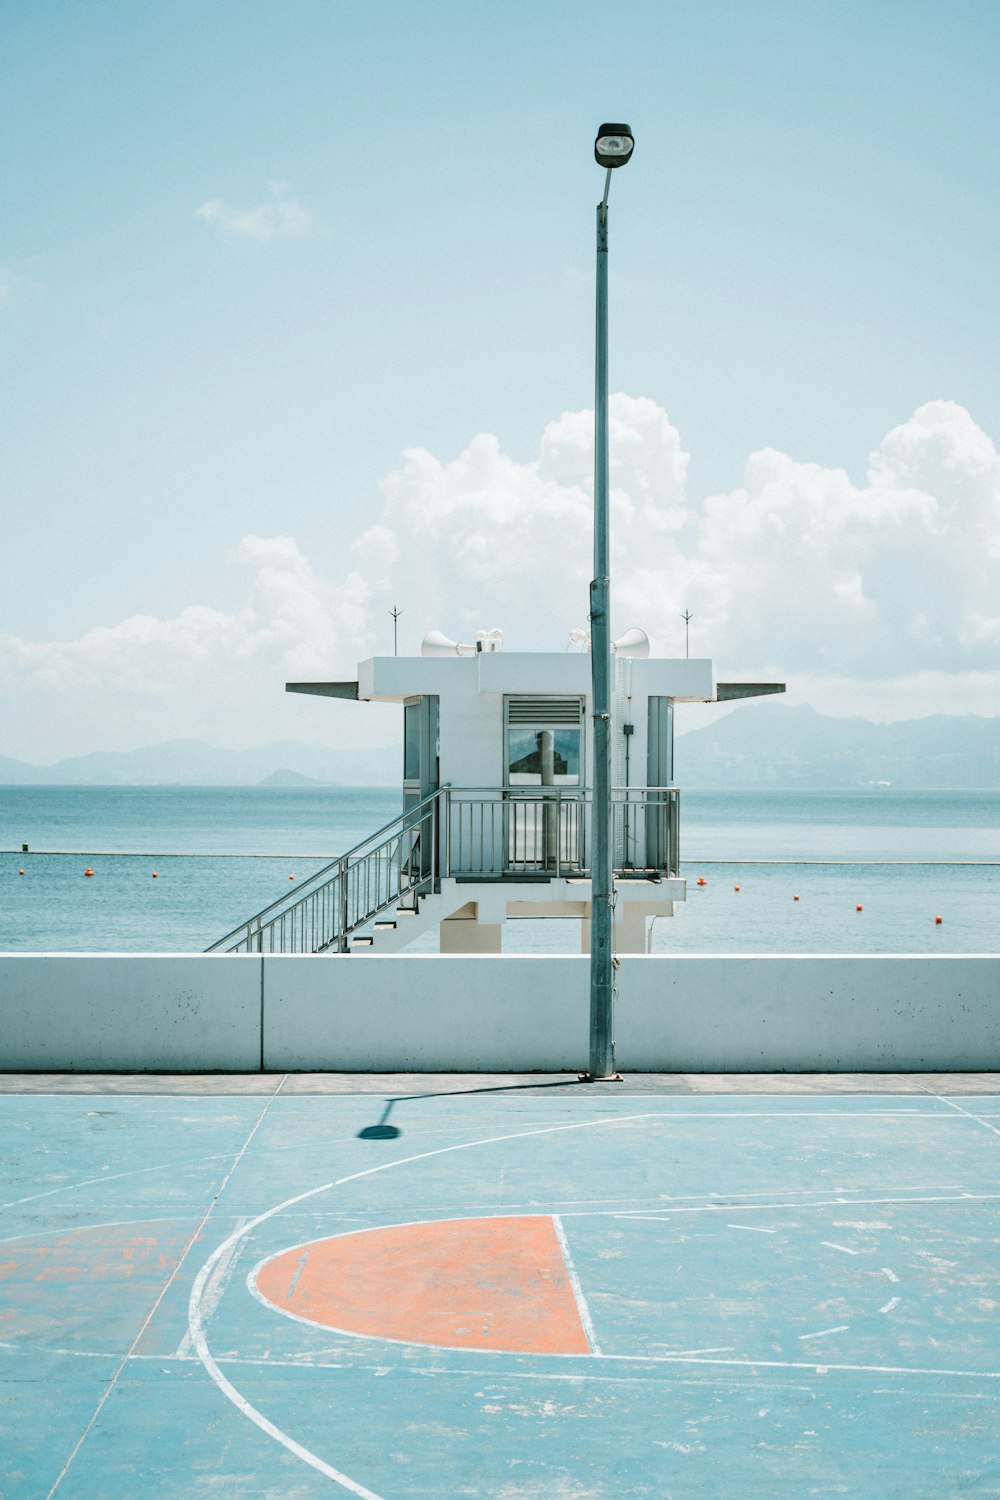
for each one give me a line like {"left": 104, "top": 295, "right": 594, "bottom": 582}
{"left": 11, "top": 854, "right": 951, "bottom": 921}
{"left": 686, "top": 874, "right": 945, "bottom": 922}
{"left": 5, "top": 850, "right": 349, "bottom": 861}
{"left": 5, "top": 850, "right": 998, "bottom": 866}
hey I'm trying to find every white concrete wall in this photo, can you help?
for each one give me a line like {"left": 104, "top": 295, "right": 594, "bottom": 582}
{"left": 1, "top": 953, "right": 997, "bottom": 1073}
{"left": 263, "top": 956, "right": 585, "bottom": 1071}
{"left": 615, "top": 955, "right": 1000, "bottom": 1072}
{"left": 0, "top": 955, "right": 262, "bottom": 1071}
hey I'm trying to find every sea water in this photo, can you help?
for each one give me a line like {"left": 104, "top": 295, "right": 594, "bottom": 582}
{"left": 0, "top": 786, "right": 398, "bottom": 954}
{"left": 0, "top": 786, "right": 997, "bottom": 954}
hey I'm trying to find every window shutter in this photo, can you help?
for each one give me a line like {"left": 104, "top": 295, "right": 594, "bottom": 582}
{"left": 506, "top": 696, "right": 584, "bottom": 727}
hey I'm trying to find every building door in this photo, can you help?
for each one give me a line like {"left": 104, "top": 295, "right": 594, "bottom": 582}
{"left": 403, "top": 696, "right": 439, "bottom": 878}
{"left": 646, "top": 696, "right": 674, "bottom": 872}
{"left": 504, "top": 696, "right": 585, "bottom": 873}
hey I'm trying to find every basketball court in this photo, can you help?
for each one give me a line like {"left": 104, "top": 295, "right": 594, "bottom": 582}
{"left": 2, "top": 1073, "right": 998, "bottom": 1497}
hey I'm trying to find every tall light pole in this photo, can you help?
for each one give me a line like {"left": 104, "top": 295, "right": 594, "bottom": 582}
{"left": 588, "top": 122, "right": 634, "bottom": 1081}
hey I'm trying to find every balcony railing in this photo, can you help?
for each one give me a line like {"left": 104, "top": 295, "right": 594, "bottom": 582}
{"left": 445, "top": 786, "right": 679, "bottom": 880}
{"left": 206, "top": 785, "right": 679, "bottom": 954}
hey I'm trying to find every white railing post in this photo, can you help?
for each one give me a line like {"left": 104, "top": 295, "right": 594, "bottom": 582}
{"left": 338, "top": 859, "right": 349, "bottom": 953}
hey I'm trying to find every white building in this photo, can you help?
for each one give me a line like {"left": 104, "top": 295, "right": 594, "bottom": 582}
{"left": 205, "top": 636, "right": 781, "bottom": 957}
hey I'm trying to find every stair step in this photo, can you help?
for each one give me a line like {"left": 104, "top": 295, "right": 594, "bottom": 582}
{"left": 374, "top": 920, "right": 397, "bottom": 931}
{"left": 351, "top": 936, "right": 374, "bottom": 947}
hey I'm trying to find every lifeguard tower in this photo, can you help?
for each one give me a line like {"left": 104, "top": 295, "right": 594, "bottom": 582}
{"left": 207, "top": 629, "right": 783, "bottom": 956}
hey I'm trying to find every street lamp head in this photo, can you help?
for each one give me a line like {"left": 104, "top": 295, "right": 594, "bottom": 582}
{"left": 594, "top": 123, "right": 634, "bottom": 169}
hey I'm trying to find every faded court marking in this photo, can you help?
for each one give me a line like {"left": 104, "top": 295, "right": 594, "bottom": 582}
{"left": 252, "top": 1215, "right": 592, "bottom": 1355}
{"left": 552, "top": 1214, "right": 602, "bottom": 1355}
{"left": 188, "top": 1107, "right": 999, "bottom": 1499}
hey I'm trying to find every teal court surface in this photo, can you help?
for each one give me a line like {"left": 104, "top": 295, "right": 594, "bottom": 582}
{"left": 1, "top": 1073, "right": 999, "bottom": 1498}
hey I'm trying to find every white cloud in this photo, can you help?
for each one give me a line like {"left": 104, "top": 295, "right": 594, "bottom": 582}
{"left": 691, "top": 400, "right": 1000, "bottom": 681}
{"left": 0, "top": 537, "right": 385, "bottom": 759}
{"left": 354, "top": 394, "right": 690, "bottom": 644}
{"left": 358, "top": 395, "right": 1000, "bottom": 692}
{"left": 194, "top": 180, "right": 312, "bottom": 241}
{"left": 3, "top": 396, "right": 999, "bottom": 759}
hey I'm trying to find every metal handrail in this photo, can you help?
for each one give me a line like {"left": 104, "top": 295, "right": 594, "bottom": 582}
{"left": 205, "top": 788, "right": 444, "bottom": 954}
{"left": 445, "top": 786, "right": 679, "bottom": 882}
{"left": 442, "top": 785, "right": 678, "bottom": 794}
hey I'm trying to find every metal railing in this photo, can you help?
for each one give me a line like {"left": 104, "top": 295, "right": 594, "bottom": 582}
{"left": 445, "top": 786, "right": 679, "bottom": 880}
{"left": 206, "top": 785, "right": 679, "bottom": 954}
{"left": 206, "top": 790, "right": 441, "bottom": 954}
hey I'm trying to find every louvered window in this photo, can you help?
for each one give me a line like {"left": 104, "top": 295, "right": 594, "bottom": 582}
{"left": 506, "top": 696, "right": 584, "bottom": 727}
{"left": 505, "top": 697, "right": 584, "bottom": 787}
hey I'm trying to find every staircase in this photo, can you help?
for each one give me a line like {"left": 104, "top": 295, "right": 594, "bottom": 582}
{"left": 347, "top": 887, "right": 449, "bottom": 953}
{"left": 205, "top": 790, "right": 444, "bottom": 954}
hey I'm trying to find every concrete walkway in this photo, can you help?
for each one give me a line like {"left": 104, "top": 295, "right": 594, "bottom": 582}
{"left": 2, "top": 1074, "right": 998, "bottom": 1497}
{"left": 3, "top": 1069, "right": 1000, "bottom": 1095}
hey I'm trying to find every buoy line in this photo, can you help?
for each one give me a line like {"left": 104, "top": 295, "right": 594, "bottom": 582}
{"left": 3, "top": 849, "right": 335, "bottom": 860}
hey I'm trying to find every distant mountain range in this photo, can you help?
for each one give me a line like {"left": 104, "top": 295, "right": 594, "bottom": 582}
{"left": 674, "top": 703, "right": 1000, "bottom": 789}
{"left": 2, "top": 706, "right": 999, "bottom": 788}
{"left": 0, "top": 738, "right": 400, "bottom": 787}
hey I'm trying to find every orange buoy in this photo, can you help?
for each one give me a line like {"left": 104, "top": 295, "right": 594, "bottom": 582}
{"left": 152, "top": 871, "right": 158, "bottom": 878}
{"left": 289, "top": 874, "right": 295, "bottom": 881}
{"left": 84, "top": 867, "right": 94, "bottom": 877}
{"left": 793, "top": 894, "right": 799, "bottom": 901}
{"left": 734, "top": 884, "right": 740, "bottom": 892}
{"left": 696, "top": 876, "right": 706, "bottom": 886}
{"left": 856, "top": 904, "right": 863, "bottom": 912}
{"left": 935, "top": 915, "right": 942, "bottom": 924}
{"left": 19, "top": 869, "right": 24, "bottom": 876}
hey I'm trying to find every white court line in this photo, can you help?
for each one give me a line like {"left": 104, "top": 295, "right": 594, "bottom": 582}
{"left": 580, "top": 1191, "right": 1000, "bottom": 1219}
{"left": 0, "top": 1153, "right": 233, "bottom": 1211}
{"left": 822, "top": 1242, "right": 861, "bottom": 1256}
{"left": 128, "top": 1348, "right": 1000, "bottom": 1388}
{"left": 936, "top": 1096, "right": 1000, "bottom": 1140}
{"left": 175, "top": 1217, "right": 250, "bottom": 1360}
{"left": 552, "top": 1215, "right": 602, "bottom": 1356}
{"left": 666, "top": 1345, "right": 734, "bottom": 1355}
{"left": 799, "top": 1325, "right": 850, "bottom": 1341}
{"left": 630, "top": 1352, "right": 1000, "bottom": 1379}
{"left": 0, "top": 1341, "right": 111, "bottom": 1360}
{"left": 727, "top": 1224, "right": 778, "bottom": 1233}
{"left": 593, "top": 1110, "right": 948, "bottom": 1117}
{"left": 252, "top": 1181, "right": 967, "bottom": 1217}
{"left": 0, "top": 1214, "right": 204, "bottom": 1248}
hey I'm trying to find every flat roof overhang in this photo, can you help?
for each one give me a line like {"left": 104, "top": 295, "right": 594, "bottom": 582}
{"left": 285, "top": 671, "right": 786, "bottom": 705}
{"left": 286, "top": 681, "right": 359, "bottom": 699}
{"left": 714, "top": 683, "right": 786, "bottom": 701}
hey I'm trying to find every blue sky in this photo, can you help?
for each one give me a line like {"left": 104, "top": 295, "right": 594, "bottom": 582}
{"left": 2, "top": 1, "right": 999, "bottom": 757}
